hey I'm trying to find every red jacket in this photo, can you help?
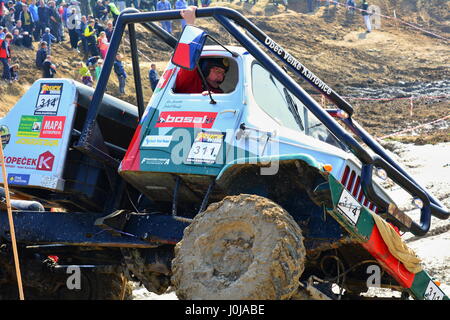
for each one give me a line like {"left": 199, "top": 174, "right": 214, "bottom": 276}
{"left": 175, "top": 67, "right": 223, "bottom": 94}
{"left": 0, "top": 39, "right": 11, "bottom": 59}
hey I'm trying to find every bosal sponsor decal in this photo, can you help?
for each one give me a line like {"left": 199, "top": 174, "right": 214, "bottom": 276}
{"left": 35, "top": 83, "right": 63, "bottom": 115}
{"left": 155, "top": 111, "right": 217, "bottom": 128}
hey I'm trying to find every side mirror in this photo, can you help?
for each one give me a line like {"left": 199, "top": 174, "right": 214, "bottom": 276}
{"left": 171, "top": 25, "right": 207, "bottom": 71}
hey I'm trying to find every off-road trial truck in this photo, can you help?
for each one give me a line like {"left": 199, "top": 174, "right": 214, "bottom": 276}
{"left": 0, "top": 7, "right": 448, "bottom": 300}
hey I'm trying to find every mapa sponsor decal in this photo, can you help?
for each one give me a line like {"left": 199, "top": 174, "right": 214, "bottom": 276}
{"left": 141, "top": 135, "right": 173, "bottom": 148}
{"left": 35, "top": 83, "right": 63, "bottom": 115}
{"left": 7, "top": 173, "right": 30, "bottom": 186}
{"left": 155, "top": 111, "right": 217, "bottom": 128}
{"left": 39, "top": 116, "right": 65, "bottom": 138}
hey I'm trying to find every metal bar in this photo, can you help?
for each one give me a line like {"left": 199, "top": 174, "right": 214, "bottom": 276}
{"left": 213, "top": 14, "right": 373, "bottom": 164}
{"left": 128, "top": 23, "right": 145, "bottom": 119}
{"left": 343, "top": 118, "right": 449, "bottom": 219}
{"left": 198, "top": 179, "right": 216, "bottom": 214}
{"left": 172, "top": 175, "right": 180, "bottom": 217}
{"left": 140, "top": 21, "right": 178, "bottom": 48}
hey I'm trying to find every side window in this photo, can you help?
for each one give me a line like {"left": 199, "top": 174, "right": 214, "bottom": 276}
{"left": 251, "top": 63, "right": 302, "bottom": 132}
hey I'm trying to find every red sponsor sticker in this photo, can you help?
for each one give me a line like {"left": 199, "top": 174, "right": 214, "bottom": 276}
{"left": 156, "top": 68, "right": 175, "bottom": 90}
{"left": 39, "top": 116, "right": 65, "bottom": 139}
{"left": 36, "top": 151, "right": 55, "bottom": 171}
{"left": 155, "top": 111, "right": 217, "bottom": 128}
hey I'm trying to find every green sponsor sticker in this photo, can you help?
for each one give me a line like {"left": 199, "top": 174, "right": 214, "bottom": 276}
{"left": 17, "top": 115, "right": 43, "bottom": 137}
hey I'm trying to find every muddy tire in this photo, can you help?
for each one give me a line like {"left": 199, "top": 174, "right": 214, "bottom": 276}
{"left": 172, "top": 194, "right": 306, "bottom": 300}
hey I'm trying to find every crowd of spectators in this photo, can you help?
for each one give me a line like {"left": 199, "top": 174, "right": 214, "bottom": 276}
{"left": 0, "top": 0, "right": 373, "bottom": 89}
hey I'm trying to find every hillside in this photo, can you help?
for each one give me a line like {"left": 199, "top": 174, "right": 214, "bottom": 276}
{"left": 0, "top": 0, "right": 448, "bottom": 144}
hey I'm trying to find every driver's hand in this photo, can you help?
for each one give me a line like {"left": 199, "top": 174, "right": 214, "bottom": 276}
{"left": 181, "top": 6, "right": 197, "bottom": 25}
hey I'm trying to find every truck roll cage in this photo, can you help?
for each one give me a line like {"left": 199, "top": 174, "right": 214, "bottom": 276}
{"left": 74, "top": 7, "right": 449, "bottom": 236}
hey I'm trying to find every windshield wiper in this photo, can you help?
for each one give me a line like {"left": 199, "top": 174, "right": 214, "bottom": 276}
{"left": 268, "top": 74, "right": 304, "bottom": 131}
{"left": 283, "top": 88, "right": 304, "bottom": 131}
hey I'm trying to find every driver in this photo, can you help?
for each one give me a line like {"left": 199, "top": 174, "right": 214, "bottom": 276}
{"left": 173, "top": 6, "right": 230, "bottom": 95}
{"left": 174, "top": 57, "right": 230, "bottom": 94}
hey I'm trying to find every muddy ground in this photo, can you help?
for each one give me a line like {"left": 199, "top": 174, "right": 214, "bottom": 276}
{"left": 0, "top": 0, "right": 448, "bottom": 300}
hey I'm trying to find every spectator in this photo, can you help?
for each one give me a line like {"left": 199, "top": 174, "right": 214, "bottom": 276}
{"left": 149, "top": 62, "right": 159, "bottom": 91}
{"left": 361, "top": 0, "right": 371, "bottom": 33}
{"left": 346, "top": 0, "right": 355, "bottom": 12}
{"left": 133, "top": 0, "right": 140, "bottom": 9}
{"left": 104, "top": 0, "right": 120, "bottom": 26}
{"left": 42, "top": 54, "right": 57, "bottom": 78}
{"left": 67, "top": 5, "right": 80, "bottom": 50}
{"left": 84, "top": 19, "right": 99, "bottom": 56}
{"left": 9, "top": 62, "right": 18, "bottom": 80}
{"left": 0, "top": 27, "right": 5, "bottom": 40}
{"left": 28, "top": 0, "right": 40, "bottom": 40}
{"left": 115, "top": 0, "right": 126, "bottom": 12}
{"left": 78, "top": 15, "right": 88, "bottom": 56}
{"left": 4, "top": 7, "right": 15, "bottom": 31}
{"left": 41, "top": 27, "right": 56, "bottom": 54}
{"left": 104, "top": 20, "right": 113, "bottom": 41}
{"left": 156, "top": 0, "right": 171, "bottom": 34}
{"left": 200, "top": 0, "right": 210, "bottom": 7}
{"left": 113, "top": 52, "right": 126, "bottom": 95}
{"left": 86, "top": 54, "right": 100, "bottom": 73}
{"left": 37, "top": 0, "right": 50, "bottom": 40}
{"left": 77, "top": 61, "right": 94, "bottom": 86}
{"left": 11, "top": 28, "right": 22, "bottom": 46}
{"left": 93, "top": 0, "right": 108, "bottom": 21}
{"left": 13, "top": 0, "right": 22, "bottom": 22}
{"left": 22, "top": 31, "right": 32, "bottom": 48}
{"left": 95, "top": 58, "right": 103, "bottom": 81}
{"left": 47, "top": 1, "right": 61, "bottom": 42}
{"left": 97, "top": 30, "right": 108, "bottom": 58}
{"left": 58, "top": 1, "right": 69, "bottom": 41}
{"left": 0, "top": 10, "right": 6, "bottom": 28}
{"left": 306, "top": 0, "right": 314, "bottom": 13}
{"left": 0, "top": 33, "right": 13, "bottom": 82}
{"left": 175, "top": 0, "right": 187, "bottom": 29}
{"left": 35, "top": 40, "right": 47, "bottom": 69}
{"left": 94, "top": 17, "right": 105, "bottom": 34}
{"left": 19, "top": 4, "right": 35, "bottom": 36}
{"left": 12, "top": 19, "right": 22, "bottom": 34}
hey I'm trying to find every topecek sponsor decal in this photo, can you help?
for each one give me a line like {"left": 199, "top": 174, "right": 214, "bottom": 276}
{"left": 155, "top": 111, "right": 217, "bottom": 128}
{"left": 4, "top": 151, "right": 55, "bottom": 171}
